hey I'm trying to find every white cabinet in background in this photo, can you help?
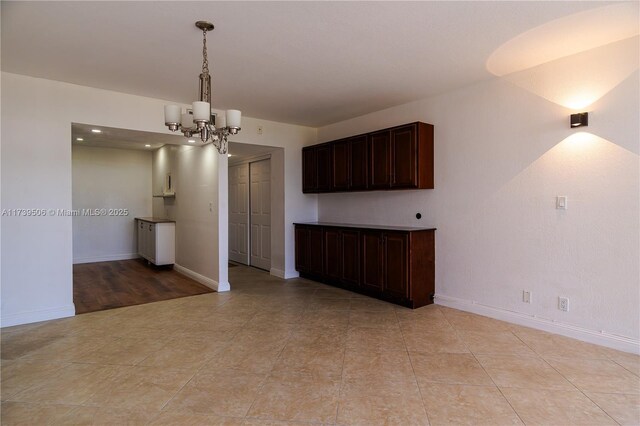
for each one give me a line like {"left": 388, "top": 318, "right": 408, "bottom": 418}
{"left": 136, "top": 218, "right": 175, "bottom": 265}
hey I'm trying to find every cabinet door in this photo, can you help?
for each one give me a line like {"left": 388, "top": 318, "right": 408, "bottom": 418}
{"left": 384, "top": 232, "right": 409, "bottom": 299}
{"left": 147, "top": 223, "right": 156, "bottom": 263}
{"left": 295, "top": 226, "right": 310, "bottom": 273}
{"left": 308, "top": 226, "right": 324, "bottom": 275}
{"left": 341, "top": 229, "right": 360, "bottom": 287}
{"left": 361, "top": 231, "right": 383, "bottom": 292}
{"left": 155, "top": 223, "right": 176, "bottom": 265}
{"left": 369, "top": 130, "right": 391, "bottom": 189}
{"left": 137, "top": 220, "right": 145, "bottom": 257}
{"left": 316, "top": 144, "right": 332, "bottom": 192}
{"left": 391, "top": 124, "right": 417, "bottom": 188}
{"left": 143, "top": 221, "right": 151, "bottom": 260}
{"left": 332, "top": 140, "right": 350, "bottom": 191}
{"left": 302, "top": 147, "right": 317, "bottom": 193}
{"left": 324, "top": 228, "right": 342, "bottom": 280}
{"left": 350, "top": 135, "right": 368, "bottom": 191}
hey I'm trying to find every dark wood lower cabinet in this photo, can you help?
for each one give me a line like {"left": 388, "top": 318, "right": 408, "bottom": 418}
{"left": 295, "top": 223, "right": 435, "bottom": 308}
{"left": 362, "top": 231, "right": 383, "bottom": 293}
{"left": 295, "top": 225, "right": 324, "bottom": 275}
{"left": 308, "top": 226, "right": 324, "bottom": 276}
{"left": 341, "top": 230, "right": 361, "bottom": 287}
{"left": 324, "top": 228, "right": 342, "bottom": 281}
{"left": 383, "top": 232, "right": 409, "bottom": 299}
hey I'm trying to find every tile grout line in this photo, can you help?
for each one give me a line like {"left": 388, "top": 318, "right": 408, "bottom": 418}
{"left": 156, "top": 303, "right": 255, "bottom": 415}
{"left": 443, "top": 310, "right": 528, "bottom": 426}
{"left": 241, "top": 298, "right": 309, "bottom": 423}
{"left": 334, "top": 309, "right": 350, "bottom": 426}
{"left": 395, "top": 306, "right": 432, "bottom": 426}
{"left": 537, "top": 354, "right": 622, "bottom": 425}
{"left": 511, "top": 326, "right": 621, "bottom": 425}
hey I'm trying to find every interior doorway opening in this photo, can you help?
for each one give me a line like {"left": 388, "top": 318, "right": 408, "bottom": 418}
{"left": 71, "top": 123, "right": 213, "bottom": 314}
{"left": 228, "top": 142, "right": 282, "bottom": 273}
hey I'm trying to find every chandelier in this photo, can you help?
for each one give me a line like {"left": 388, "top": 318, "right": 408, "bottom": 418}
{"left": 163, "top": 21, "right": 241, "bottom": 154}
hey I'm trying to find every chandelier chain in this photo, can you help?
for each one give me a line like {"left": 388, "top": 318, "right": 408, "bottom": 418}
{"left": 202, "top": 30, "right": 209, "bottom": 75}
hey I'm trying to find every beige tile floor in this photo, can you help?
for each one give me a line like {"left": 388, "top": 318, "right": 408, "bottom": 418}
{"left": 1, "top": 265, "right": 639, "bottom": 425}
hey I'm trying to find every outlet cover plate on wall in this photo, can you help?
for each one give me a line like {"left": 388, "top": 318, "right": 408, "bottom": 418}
{"left": 558, "top": 297, "right": 569, "bottom": 312}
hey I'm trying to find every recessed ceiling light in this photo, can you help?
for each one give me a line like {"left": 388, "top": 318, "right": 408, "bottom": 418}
{"left": 188, "top": 139, "right": 195, "bottom": 143}
{"left": 76, "top": 138, "right": 84, "bottom": 141}
{"left": 145, "top": 144, "right": 151, "bottom": 148}
{"left": 91, "top": 129, "right": 102, "bottom": 133}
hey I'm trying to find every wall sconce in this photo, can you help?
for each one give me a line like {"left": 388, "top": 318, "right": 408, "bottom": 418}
{"left": 570, "top": 112, "right": 588, "bottom": 128}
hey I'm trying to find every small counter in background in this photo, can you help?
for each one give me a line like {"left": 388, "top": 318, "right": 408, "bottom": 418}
{"left": 136, "top": 217, "right": 175, "bottom": 265}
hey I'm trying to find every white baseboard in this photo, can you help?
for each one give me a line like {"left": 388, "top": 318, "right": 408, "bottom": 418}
{"left": 270, "top": 268, "right": 299, "bottom": 279}
{"left": 436, "top": 294, "right": 640, "bottom": 355}
{"left": 283, "top": 269, "right": 300, "bottom": 279}
{"left": 174, "top": 263, "right": 229, "bottom": 292}
{"left": 73, "top": 253, "right": 139, "bottom": 264}
{"left": 270, "top": 268, "right": 285, "bottom": 278}
{"left": 217, "top": 281, "right": 230, "bottom": 292}
{"left": 1, "top": 304, "right": 76, "bottom": 328}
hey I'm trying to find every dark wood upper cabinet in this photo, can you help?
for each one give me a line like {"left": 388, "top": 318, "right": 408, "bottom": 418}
{"left": 349, "top": 135, "right": 368, "bottom": 191}
{"left": 302, "top": 143, "right": 332, "bottom": 193}
{"left": 391, "top": 124, "right": 417, "bottom": 188}
{"left": 316, "top": 144, "right": 332, "bottom": 192}
{"left": 332, "top": 139, "right": 350, "bottom": 191}
{"left": 302, "top": 121, "right": 433, "bottom": 193}
{"left": 369, "top": 130, "right": 391, "bottom": 189}
{"left": 302, "top": 147, "right": 317, "bottom": 193}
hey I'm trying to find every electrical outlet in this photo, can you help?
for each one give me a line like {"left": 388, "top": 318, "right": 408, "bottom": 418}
{"left": 522, "top": 290, "right": 531, "bottom": 304}
{"left": 257, "top": 126, "right": 263, "bottom": 135}
{"left": 558, "top": 297, "right": 569, "bottom": 312}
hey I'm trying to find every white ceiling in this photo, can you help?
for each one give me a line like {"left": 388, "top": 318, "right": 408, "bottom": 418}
{"left": 72, "top": 123, "right": 187, "bottom": 151}
{"left": 228, "top": 141, "right": 279, "bottom": 161}
{"left": 1, "top": 1, "right": 627, "bottom": 127}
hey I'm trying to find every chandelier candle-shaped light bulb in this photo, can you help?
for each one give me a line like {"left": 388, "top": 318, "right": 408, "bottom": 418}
{"left": 164, "top": 105, "right": 181, "bottom": 125}
{"left": 192, "top": 101, "right": 211, "bottom": 126}
{"left": 216, "top": 112, "right": 226, "bottom": 129}
{"left": 226, "top": 110, "right": 241, "bottom": 129}
{"left": 181, "top": 113, "right": 194, "bottom": 130}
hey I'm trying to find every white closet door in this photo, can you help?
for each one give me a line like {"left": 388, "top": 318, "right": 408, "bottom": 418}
{"left": 250, "top": 159, "right": 271, "bottom": 271}
{"left": 228, "top": 163, "right": 249, "bottom": 265}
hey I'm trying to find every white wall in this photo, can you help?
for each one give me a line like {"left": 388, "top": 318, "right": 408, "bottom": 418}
{"left": 72, "top": 145, "right": 152, "bottom": 263}
{"left": 316, "top": 38, "right": 639, "bottom": 352}
{"left": 151, "top": 144, "right": 224, "bottom": 290}
{"left": 0, "top": 72, "right": 316, "bottom": 326}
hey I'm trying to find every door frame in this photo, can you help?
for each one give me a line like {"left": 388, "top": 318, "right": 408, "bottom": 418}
{"left": 229, "top": 153, "right": 272, "bottom": 270}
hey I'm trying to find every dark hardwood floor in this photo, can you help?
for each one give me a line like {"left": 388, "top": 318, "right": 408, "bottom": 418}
{"left": 73, "top": 259, "right": 214, "bottom": 314}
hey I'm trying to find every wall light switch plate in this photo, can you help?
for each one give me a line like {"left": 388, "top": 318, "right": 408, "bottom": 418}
{"left": 556, "top": 196, "right": 567, "bottom": 210}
